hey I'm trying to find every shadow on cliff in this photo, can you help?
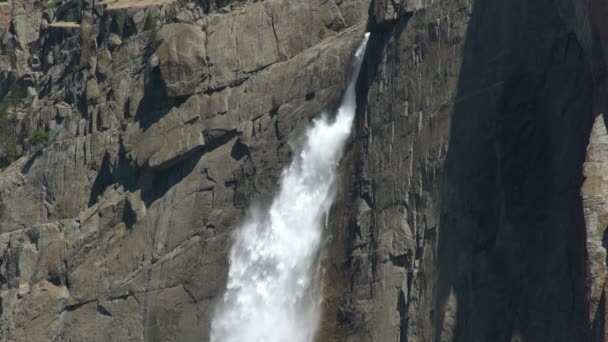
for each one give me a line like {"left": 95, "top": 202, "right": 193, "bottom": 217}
{"left": 87, "top": 128, "right": 245, "bottom": 210}
{"left": 134, "top": 66, "right": 184, "bottom": 130}
{"left": 434, "top": 1, "right": 595, "bottom": 341}
{"left": 87, "top": 146, "right": 199, "bottom": 208}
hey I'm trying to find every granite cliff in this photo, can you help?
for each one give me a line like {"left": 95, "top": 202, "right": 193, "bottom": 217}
{"left": 0, "top": 0, "right": 608, "bottom": 341}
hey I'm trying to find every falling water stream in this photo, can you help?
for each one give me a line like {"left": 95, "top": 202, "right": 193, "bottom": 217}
{"left": 210, "top": 33, "right": 370, "bottom": 342}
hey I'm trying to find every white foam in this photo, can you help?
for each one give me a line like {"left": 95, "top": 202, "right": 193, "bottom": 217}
{"left": 210, "top": 33, "right": 370, "bottom": 342}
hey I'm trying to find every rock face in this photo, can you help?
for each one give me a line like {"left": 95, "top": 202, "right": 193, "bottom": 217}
{"left": 156, "top": 24, "right": 207, "bottom": 98}
{"left": 325, "top": 0, "right": 605, "bottom": 341}
{"left": 0, "top": 0, "right": 368, "bottom": 341}
{"left": 0, "top": 0, "right": 608, "bottom": 341}
{"left": 584, "top": 114, "right": 608, "bottom": 340}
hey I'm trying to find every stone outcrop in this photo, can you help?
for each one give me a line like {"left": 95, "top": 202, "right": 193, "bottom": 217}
{"left": 156, "top": 23, "right": 207, "bottom": 98}
{"left": 1, "top": 0, "right": 608, "bottom": 341}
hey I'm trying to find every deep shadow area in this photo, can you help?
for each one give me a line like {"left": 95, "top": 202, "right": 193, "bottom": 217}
{"left": 592, "top": 286, "right": 606, "bottom": 341}
{"left": 86, "top": 129, "right": 243, "bottom": 210}
{"left": 86, "top": 141, "right": 203, "bottom": 208}
{"left": 435, "top": 0, "right": 594, "bottom": 341}
{"left": 134, "top": 66, "right": 183, "bottom": 130}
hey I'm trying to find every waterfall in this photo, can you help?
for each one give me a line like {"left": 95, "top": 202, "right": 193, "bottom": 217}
{"left": 210, "top": 33, "right": 370, "bottom": 342}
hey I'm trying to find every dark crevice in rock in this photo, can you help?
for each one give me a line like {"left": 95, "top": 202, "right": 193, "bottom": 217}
{"left": 267, "top": 4, "right": 285, "bottom": 61}
{"left": 25, "top": 229, "right": 40, "bottom": 247}
{"left": 269, "top": 107, "right": 279, "bottom": 117}
{"left": 397, "top": 290, "right": 408, "bottom": 342}
{"left": 111, "top": 294, "right": 131, "bottom": 301}
{"left": 602, "top": 227, "right": 608, "bottom": 269}
{"left": 63, "top": 255, "right": 70, "bottom": 291}
{"left": 87, "top": 152, "right": 115, "bottom": 207}
{"left": 182, "top": 284, "right": 197, "bottom": 304}
{"left": 62, "top": 300, "right": 95, "bottom": 313}
{"left": 273, "top": 116, "right": 282, "bottom": 140}
{"left": 47, "top": 273, "right": 62, "bottom": 287}
{"left": 242, "top": 61, "right": 274, "bottom": 76}
{"left": 122, "top": 198, "right": 138, "bottom": 231}
{"left": 202, "top": 168, "right": 217, "bottom": 184}
{"left": 96, "top": 304, "right": 112, "bottom": 317}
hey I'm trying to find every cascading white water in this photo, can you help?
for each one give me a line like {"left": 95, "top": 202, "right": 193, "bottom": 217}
{"left": 210, "top": 33, "right": 370, "bottom": 342}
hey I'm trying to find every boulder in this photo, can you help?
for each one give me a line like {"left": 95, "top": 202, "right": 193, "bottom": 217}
{"left": 156, "top": 23, "right": 207, "bottom": 98}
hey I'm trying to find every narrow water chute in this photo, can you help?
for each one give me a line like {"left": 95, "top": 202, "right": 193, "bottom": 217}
{"left": 210, "top": 33, "right": 370, "bottom": 342}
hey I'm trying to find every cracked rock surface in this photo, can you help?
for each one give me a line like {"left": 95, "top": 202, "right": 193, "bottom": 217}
{"left": 2, "top": 0, "right": 608, "bottom": 341}
{"left": 0, "top": 0, "right": 367, "bottom": 340}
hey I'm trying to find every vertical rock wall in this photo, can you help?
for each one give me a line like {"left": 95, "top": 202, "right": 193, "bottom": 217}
{"left": 1, "top": 0, "right": 608, "bottom": 341}
{"left": 326, "top": 0, "right": 607, "bottom": 341}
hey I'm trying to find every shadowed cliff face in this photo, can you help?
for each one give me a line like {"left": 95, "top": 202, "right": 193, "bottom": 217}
{"left": 325, "top": 0, "right": 605, "bottom": 341}
{"left": 435, "top": 0, "right": 593, "bottom": 340}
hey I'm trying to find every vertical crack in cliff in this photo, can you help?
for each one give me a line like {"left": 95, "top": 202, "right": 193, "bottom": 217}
{"left": 266, "top": 3, "right": 285, "bottom": 61}
{"left": 209, "top": 33, "right": 370, "bottom": 342}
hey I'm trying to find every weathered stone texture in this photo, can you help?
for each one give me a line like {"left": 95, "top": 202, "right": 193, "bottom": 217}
{"left": 327, "top": 0, "right": 605, "bottom": 341}
{"left": 584, "top": 114, "right": 608, "bottom": 339}
{"left": 0, "top": 0, "right": 369, "bottom": 341}
{"left": 156, "top": 23, "right": 208, "bottom": 98}
{"left": 1, "top": 0, "right": 608, "bottom": 341}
